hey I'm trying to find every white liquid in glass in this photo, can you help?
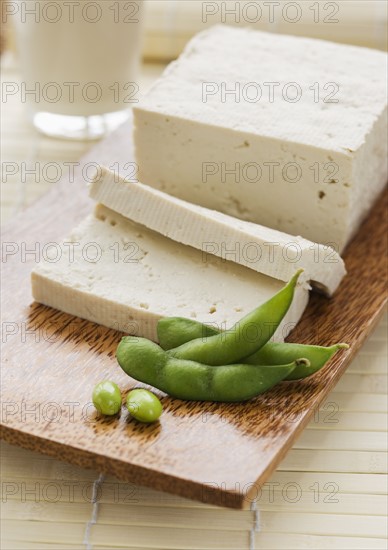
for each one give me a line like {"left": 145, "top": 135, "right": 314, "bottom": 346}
{"left": 14, "top": 0, "right": 143, "bottom": 139}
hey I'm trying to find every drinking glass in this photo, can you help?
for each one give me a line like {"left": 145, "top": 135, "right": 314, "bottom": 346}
{"left": 12, "top": 0, "right": 144, "bottom": 139}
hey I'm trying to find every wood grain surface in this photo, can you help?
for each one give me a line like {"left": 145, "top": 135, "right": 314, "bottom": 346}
{"left": 1, "top": 118, "right": 387, "bottom": 509}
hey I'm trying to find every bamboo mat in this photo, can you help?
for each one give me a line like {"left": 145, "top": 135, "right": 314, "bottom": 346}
{"left": 142, "top": 0, "right": 387, "bottom": 60}
{"left": 1, "top": 54, "right": 387, "bottom": 550}
{"left": 4, "top": 2, "right": 387, "bottom": 64}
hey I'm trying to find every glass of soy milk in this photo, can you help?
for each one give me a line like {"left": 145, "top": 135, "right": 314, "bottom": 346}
{"left": 12, "top": 0, "right": 144, "bottom": 139}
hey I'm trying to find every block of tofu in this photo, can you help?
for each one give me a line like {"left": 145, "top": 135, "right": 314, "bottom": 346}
{"left": 31, "top": 205, "right": 309, "bottom": 342}
{"left": 134, "top": 26, "right": 387, "bottom": 252}
{"left": 90, "top": 167, "right": 346, "bottom": 296}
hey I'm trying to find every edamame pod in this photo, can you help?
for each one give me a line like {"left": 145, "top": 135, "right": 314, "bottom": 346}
{"left": 167, "top": 270, "right": 303, "bottom": 366}
{"left": 116, "top": 336, "right": 308, "bottom": 402}
{"left": 157, "top": 318, "right": 349, "bottom": 379}
{"left": 244, "top": 342, "right": 349, "bottom": 380}
{"left": 157, "top": 316, "right": 218, "bottom": 351}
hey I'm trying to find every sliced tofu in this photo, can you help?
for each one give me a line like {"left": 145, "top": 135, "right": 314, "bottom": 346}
{"left": 90, "top": 167, "right": 346, "bottom": 296}
{"left": 31, "top": 205, "right": 309, "bottom": 342}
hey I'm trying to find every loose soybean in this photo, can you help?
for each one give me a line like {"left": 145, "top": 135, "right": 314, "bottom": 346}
{"left": 126, "top": 389, "right": 163, "bottom": 423}
{"left": 92, "top": 381, "right": 122, "bottom": 415}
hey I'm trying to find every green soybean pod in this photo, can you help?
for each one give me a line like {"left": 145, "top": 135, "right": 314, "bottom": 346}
{"left": 245, "top": 342, "right": 349, "bottom": 379}
{"left": 126, "top": 389, "right": 163, "bottom": 423}
{"left": 116, "top": 336, "right": 308, "bottom": 402}
{"left": 157, "top": 318, "right": 349, "bottom": 380}
{"left": 157, "top": 317, "right": 218, "bottom": 351}
{"left": 167, "top": 269, "right": 303, "bottom": 366}
{"left": 92, "top": 381, "right": 122, "bottom": 415}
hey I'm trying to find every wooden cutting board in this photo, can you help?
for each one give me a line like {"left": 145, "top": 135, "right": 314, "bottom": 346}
{"left": 1, "top": 119, "right": 387, "bottom": 509}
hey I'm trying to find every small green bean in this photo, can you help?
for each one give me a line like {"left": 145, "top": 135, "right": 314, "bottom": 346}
{"left": 92, "top": 381, "right": 122, "bottom": 415}
{"left": 116, "top": 336, "right": 309, "bottom": 402}
{"left": 157, "top": 317, "right": 348, "bottom": 379}
{"left": 126, "top": 389, "right": 163, "bottom": 423}
{"left": 167, "top": 269, "right": 303, "bottom": 366}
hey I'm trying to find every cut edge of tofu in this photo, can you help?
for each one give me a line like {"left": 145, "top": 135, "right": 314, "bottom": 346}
{"left": 31, "top": 269, "right": 309, "bottom": 343}
{"left": 31, "top": 207, "right": 310, "bottom": 343}
{"left": 89, "top": 167, "right": 346, "bottom": 296}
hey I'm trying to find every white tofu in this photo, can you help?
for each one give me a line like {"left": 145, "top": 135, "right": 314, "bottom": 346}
{"left": 90, "top": 167, "right": 346, "bottom": 296}
{"left": 31, "top": 205, "right": 309, "bottom": 342}
{"left": 134, "top": 26, "right": 387, "bottom": 252}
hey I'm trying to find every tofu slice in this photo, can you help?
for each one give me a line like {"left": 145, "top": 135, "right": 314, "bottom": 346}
{"left": 31, "top": 205, "right": 309, "bottom": 342}
{"left": 133, "top": 26, "right": 387, "bottom": 252}
{"left": 90, "top": 167, "right": 346, "bottom": 296}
